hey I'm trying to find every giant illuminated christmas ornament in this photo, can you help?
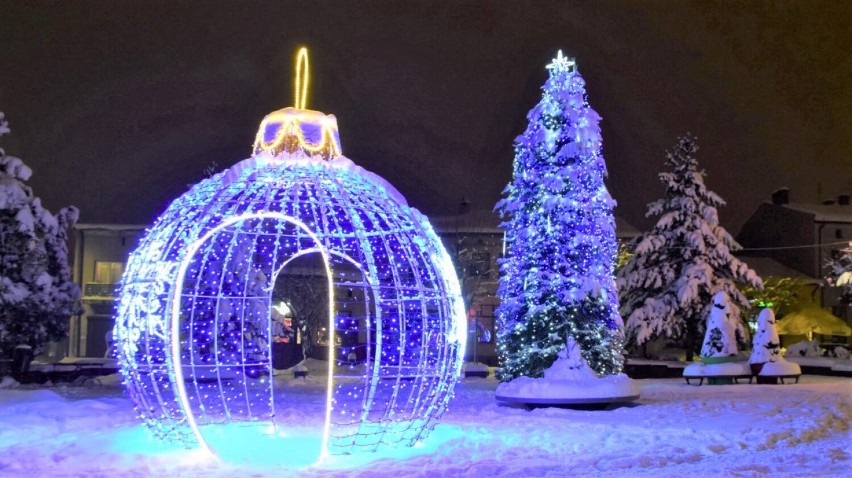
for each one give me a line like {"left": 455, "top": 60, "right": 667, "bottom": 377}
{"left": 113, "top": 48, "right": 466, "bottom": 462}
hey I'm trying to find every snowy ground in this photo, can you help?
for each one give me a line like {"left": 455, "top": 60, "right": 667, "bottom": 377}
{"left": 0, "top": 368, "right": 849, "bottom": 477}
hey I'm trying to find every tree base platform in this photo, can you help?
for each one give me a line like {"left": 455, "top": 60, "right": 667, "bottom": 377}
{"left": 495, "top": 393, "right": 639, "bottom": 408}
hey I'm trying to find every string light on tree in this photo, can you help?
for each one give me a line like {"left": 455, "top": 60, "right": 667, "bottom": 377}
{"left": 113, "top": 48, "right": 466, "bottom": 463}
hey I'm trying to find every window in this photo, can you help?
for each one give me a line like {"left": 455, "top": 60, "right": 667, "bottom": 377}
{"left": 94, "top": 261, "right": 124, "bottom": 284}
{"left": 466, "top": 252, "right": 492, "bottom": 277}
{"left": 470, "top": 302, "right": 497, "bottom": 343}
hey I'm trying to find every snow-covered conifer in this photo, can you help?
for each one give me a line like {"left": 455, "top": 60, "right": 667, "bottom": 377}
{"left": 495, "top": 52, "right": 624, "bottom": 380}
{"left": 826, "top": 241, "right": 852, "bottom": 304}
{"left": 616, "top": 134, "right": 761, "bottom": 361}
{"left": 0, "top": 112, "right": 80, "bottom": 357}
{"left": 749, "top": 308, "right": 780, "bottom": 364}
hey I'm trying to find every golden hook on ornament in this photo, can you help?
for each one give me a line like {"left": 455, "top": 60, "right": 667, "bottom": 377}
{"left": 293, "top": 47, "right": 310, "bottom": 110}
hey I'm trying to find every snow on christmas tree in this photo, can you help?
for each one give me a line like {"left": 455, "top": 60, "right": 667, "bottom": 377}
{"left": 496, "top": 334, "right": 637, "bottom": 403}
{"left": 699, "top": 291, "right": 738, "bottom": 360}
{"left": 749, "top": 308, "right": 780, "bottom": 365}
{"left": 495, "top": 51, "right": 624, "bottom": 380}
{"left": 826, "top": 241, "right": 852, "bottom": 305}
{"left": 0, "top": 112, "right": 80, "bottom": 358}
{"left": 616, "top": 134, "right": 762, "bottom": 361}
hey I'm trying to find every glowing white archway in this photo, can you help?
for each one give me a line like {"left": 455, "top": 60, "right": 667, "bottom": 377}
{"left": 169, "top": 211, "right": 334, "bottom": 457}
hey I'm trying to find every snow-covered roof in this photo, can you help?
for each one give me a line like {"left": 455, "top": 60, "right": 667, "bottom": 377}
{"left": 615, "top": 216, "right": 640, "bottom": 238}
{"left": 736, "top": 254, "right": 821, "bottom": 282}
{"left": 74, "top": 223, "right": 148, "bottom": 232}
{"left": 782, "top": 203, "right": 852, "bottom": 223}
{"left": 430, "top": 210, "right": 502, "bottom": 234}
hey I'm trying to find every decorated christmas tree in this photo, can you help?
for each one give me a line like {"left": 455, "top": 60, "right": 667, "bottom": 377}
{"left": 0, "top": 112, "right": 79, "bottom": 357}
{"left": 495, "top": 51, "right": 624, "bottom": 380}
{"left": 617, "top": 134, "right": 761, "bottom": 361}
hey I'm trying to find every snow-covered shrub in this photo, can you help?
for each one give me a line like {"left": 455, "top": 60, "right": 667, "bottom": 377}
{"left": 831, "top": 346, "right": 850, "bottom": 360}
{"left": 617, "top": 134, "right": 762, "bottom": 361}
{"left": 825, "top": 241, "right": 852, "bottom": 305}
{"left": 784, "top": 339, "right": 821, "bottom": 358}
{"left": 0, "top": 112, "right": 80, "bottom": 357}
{"left": 749, "top": 308, "right": 780, "bottom": 364}
{"left": 700, "top": 291, "right": 738, "bottom": 359}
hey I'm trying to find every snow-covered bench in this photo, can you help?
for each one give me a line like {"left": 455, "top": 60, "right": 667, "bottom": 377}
{"left": 683, "top": 361, "right": 753, "bottom": 386}
{"left": 756, "top": 359, "right": 801, "bottom": 384}
{"left": 463, "top": 362, "right": 490, "bottom": 378}
{"left": 27, "top": 357, "right": 119, "bottom": 385}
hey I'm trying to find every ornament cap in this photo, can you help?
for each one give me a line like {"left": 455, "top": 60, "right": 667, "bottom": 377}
{"left": 252, "top": 47, "right": 342, "bottom": 160}
{"left": 252, "top": 107, "right": 342, "bottom": 159}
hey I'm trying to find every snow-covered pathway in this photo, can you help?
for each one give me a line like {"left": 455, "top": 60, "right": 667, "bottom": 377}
{"left": 0, "top": 374, "right": 848, "bottom": 477}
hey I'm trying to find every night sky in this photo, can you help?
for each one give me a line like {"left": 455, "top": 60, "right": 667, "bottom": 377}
{"left": 1, "top": 1, "right": 850, "bottom": 235}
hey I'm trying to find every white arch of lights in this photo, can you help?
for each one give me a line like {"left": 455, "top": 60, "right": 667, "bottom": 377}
{"left": 169, "top": 211, "right": 335, "bottom": 456}
{"left": 113, "top": 153, "right": 466, "bottom": 460}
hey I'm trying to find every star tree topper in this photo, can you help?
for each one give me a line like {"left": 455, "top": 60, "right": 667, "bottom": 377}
{"left": 546, "top": 50, "right": 577, "bottom": 73}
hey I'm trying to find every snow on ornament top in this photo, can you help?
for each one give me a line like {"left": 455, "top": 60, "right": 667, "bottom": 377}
{"left": 113, "top": 48, "right": 466, "bottom": 463}
{"left": 252, "top": 49, "right": 342, "bottom": 159}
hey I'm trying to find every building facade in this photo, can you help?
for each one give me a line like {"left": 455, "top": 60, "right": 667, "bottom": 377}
{"left": 737, "top": 190, "right": 852, "bottom": 323}
{"left": 68, "top": 224, "right": 146, "bottom": 357}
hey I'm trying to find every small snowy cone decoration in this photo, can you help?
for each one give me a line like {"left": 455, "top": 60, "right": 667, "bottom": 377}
{"left": 695, "top": 292, "right": 751, "bottom": 384}
{"left": 750, "top": 308, "right": 781, "bottom": 382}
{"left": 750, "top": 308, "right": 781, "bottom": 365}
{"left": 495, "top": 336, "right": 638, "bottom": 405}
{"left": 700, "top": 291, "right": 738, "bottom": 363}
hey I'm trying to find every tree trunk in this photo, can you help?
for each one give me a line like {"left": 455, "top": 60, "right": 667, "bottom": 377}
{"left": 685, "top": 321, "right": 696, "bottom": 362}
